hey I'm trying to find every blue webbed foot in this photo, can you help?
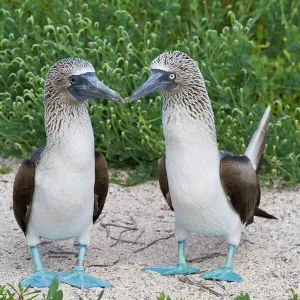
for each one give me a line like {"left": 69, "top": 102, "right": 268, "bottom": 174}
{"left": 145, "top": 241, "right": 198, "bottom": 275}
{"left": 59, "top": 244, "right": 112, "bottom": 288}
{"left": 59, "top": 270, "right": 112, "bottom": 288}
{"left": 200, "top": 267, "right": 242, "bottom": 282}
{"left": 21, "top": 270, "right": 59, "bottom": 288}
{"left": 145, "top": 264, "right": 199, "bottom": 275}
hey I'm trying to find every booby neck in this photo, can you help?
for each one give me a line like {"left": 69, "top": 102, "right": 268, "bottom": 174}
{"left": 161, "top": 79, "right": 217, "bottom": 144}
{"left": 44, "top": 93, "right": 92, "bottom": 145}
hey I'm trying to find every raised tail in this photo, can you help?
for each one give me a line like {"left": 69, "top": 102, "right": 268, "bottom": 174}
{"left": 245, "top": 106, "right": 276, "bottom": 221}
{"left": 245, "top": 105, "right": 271, "bottom": 172}
{"left": 254, "top": 207, "right": 277, "bottom": 219}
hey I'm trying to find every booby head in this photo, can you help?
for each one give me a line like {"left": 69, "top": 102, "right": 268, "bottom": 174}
{"left": 45, "top": 58, "right": 123, "bottom": 103}
{"left": 128, "top": 51, "right": 203, "bottom": 102}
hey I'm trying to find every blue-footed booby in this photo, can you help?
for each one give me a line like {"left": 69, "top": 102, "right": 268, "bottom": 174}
{"left": 128, "top": 51, "right": 276, "bottom": 282}
{"left": 13, "top": 58, "right": 123, "bottom": 288}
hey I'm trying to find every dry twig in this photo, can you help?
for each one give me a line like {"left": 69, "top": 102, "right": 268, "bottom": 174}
{"left": 110, "top": 228, "right": 138, "bottom": 247}
{"left": 212, "top": 278, "right": 225, "bottom": 290}
{"left": 243, "top": 239, "right": 255, "bottom": 245}
{"left": 99, "top": 212, "right": 110, "bottom": 238}
{"left": 47, "top": 250, "right": 77, "bottom": 256}
{"left": 110, "top": 216, "right": 138, "bottom": 248}
{"left": 48, "top": 255, "right": 70, "bottom": 259}
{"left": 179, "top": 275, "right": 224, "bottom": 297}
{"left": 101, "top": 223, "right": 137, "bottom": 230}
{"left": 134, "top": 228, "right": 145, "bottom": 243}
{"left": 133, "top": 233, "right": 175, "bottom": 253}
{"left": 95, "top": 211, "right": 106, "bottom": 224}
{"left": 88, "top": 257, "right": 120, "bottom": 267}
{"left": 110, "top": 236, "right": 145, "bottom": 245}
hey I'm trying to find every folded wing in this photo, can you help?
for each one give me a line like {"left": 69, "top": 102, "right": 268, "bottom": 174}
{"left": 13, "top": 147, "right": 44, "bottom": 234}
{"left": 93, "top": 151, "right": 109, "bottom": 223}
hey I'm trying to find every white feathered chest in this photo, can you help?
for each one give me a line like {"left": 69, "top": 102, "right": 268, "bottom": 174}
{"left": 163, "top": 108, "right": 241, "bottom": 237}
{"left": 27, "top": 117, "right": 95, "bottom": 242}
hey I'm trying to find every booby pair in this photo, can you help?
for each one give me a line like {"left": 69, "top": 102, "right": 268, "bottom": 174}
{"left": 128, "top": 51, "right": 276, "bottom": 281}
{"left": 13, "top": 58, "right": 123, "bottom": 288}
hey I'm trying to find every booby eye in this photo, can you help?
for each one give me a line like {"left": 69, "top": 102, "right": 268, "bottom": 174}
{"left": 70, "top": 77, "right": 76, "bottom": 84}
{"left": 169, "top": 73, "right": 176, "bottom": 80}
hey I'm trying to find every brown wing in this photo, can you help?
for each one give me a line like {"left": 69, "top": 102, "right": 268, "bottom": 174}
{"left": 158, "top": 155, "right": 173, "bottom": 210}
{"left": 93, "top": 151, "right": 109, "bottom": 223}
{"left": 220, "top": 155, "right": 260, "bottom": 224}
{"left": 13, "top": 147, "right": 44, "bottom": 234}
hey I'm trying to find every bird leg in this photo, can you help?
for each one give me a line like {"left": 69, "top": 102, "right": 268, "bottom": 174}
{"left": 144, "top": 241, "right": 199, "bottom": 275}
{"left": 58, "top": 244, "right": 112, "bottom": 288}
{"left": 21, "top": 245, "right": 58, "bottom": 288}
{"left": 200, "top": 244, "right": 242, "bottom": 282}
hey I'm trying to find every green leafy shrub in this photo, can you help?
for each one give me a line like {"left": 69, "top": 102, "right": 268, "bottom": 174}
{"left": 0, "top": 279, "right": 299, "bottom": 299}
{"left": 0, "top": 0, "right": 299, "bottom": 183}
{"left": 0, "top": 278, "right": 104, "bottom": 299}
{"left": 43, "top": 278, "right": 63, "bottom": 300}
{"left": 0, "top": 164, "right": 12, "bottom": 174}
{"left": 0, "top": 278, "right": 62, "bottom": 300}
{"left": 233, "top": 293, "right": 250, "bottom": 300}
{"left": 286, "top": 288, "right": 299, "bottom": 300}
{"left": 157, "top": 292, "right": 183, "bottom": 300}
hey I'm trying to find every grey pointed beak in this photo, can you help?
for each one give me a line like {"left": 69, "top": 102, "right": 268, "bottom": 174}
{"left": 68, "top": 72, "right": 123, "bottom": 103}
{"left": 91, "top": 79, "right": 124, "bottom": 103}
{"left": 127, "top": 70, "right": 170, "bottom": 102}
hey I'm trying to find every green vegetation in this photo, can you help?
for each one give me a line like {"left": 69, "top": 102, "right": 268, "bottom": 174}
{"left": 0, "top": 278, "right": 299, "bottom": 299}
{"left": 286, "top": 288, "right": 299, "bottom": 300}
{"left": 0, "top": 0, "right": 299, "bottom": 183}
{"left": 0, "top": 164, "right": 12, "bottom": 174}
{"left": 0, "top": 278, "right": 62, "bottom": 300}
{"left": 157, "top": 292, "right": 183, "bottom": 300}
{"left": 233, "top": 290, "right": 299, "bottom": 300}
{"left": 233, "top": 293, "right": 251, "bottom": 300}
{"left": 0, "top": 278, "right": 102, "bottom": 300}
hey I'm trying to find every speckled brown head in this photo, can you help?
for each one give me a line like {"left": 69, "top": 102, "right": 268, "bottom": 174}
{"left": 43, "top": 58, "right": 123, "bottom": 141}
{"left": 128, "top": 51, "right": 215, "bottom": 135}
{"left": 128, "top": 51, "right": 208, "bottom": 98}
{"left": 150, "top": 51, "right": 203, "bottom": 91}
{"left": 45, "top": 58, "right": 123, "bottom": 105}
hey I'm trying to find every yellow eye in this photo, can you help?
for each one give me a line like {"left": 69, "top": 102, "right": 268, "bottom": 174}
{"left": 169, "top": 74, "right": 175, "bottom": 80}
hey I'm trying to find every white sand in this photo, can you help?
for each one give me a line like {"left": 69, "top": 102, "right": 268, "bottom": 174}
{"left": 0, "top": 157, "right": 299, "bottom": 299}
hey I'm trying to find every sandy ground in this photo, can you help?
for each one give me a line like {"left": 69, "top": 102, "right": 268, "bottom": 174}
{"left": 0, "top": 157, "right": 299, "bottom": 300}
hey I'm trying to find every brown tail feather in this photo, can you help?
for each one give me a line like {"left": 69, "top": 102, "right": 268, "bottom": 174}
{"left": 254, "top": 207, "right": 277, "bottom": 219}
{"left": 245, "top": 105, "right": 270, "bottom": 172}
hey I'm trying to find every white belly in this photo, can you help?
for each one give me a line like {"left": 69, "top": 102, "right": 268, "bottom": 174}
{"left": 164, "top": 111, "right": 243, "bottom": 243}
{"left": 26, "top": 124, "right": 95, "bottom": 246}
{"left": 167, "top": 158, "right": 241, "bottom": 237}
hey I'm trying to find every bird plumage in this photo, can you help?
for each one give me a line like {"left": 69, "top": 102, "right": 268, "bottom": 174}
{"left": 93, "top": 151, "right": 109, "bottom": 223}
{"left": 13, "top": 57, "right": 122, "bottom": 288}
{"left": 158, "top": 150, "right": 276, "bottom": 225}
{"left": 245, "top": 105, "right": 271, "bottom": 172}
{"left": 13, "top": 148, "right": 108, "bottom": 236}
{"left": 128, "top": 50, "right": 276, "bottom": 282}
